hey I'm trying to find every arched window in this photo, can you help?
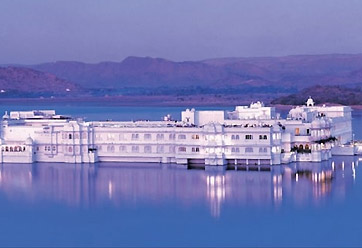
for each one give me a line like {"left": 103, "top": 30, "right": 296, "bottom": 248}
{"left": 10, "top": 147, "right": 13, "bottom": 152}
{"left": 299, "top": 144, "right": 304, "bottom": 150}
{"left": 69, "top": 134, "right": 72, "bottom": 139}
{"left": 68, "top": 146, "right": 73, "bottom": 153}
{"left": 305, "top": 144, "right": 310, "bottom": 150}
{"left": 5, "top": 146, "right": 8, "bottom": 152}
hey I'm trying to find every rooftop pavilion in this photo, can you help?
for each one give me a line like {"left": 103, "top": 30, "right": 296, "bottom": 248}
{"left": 288, "top": 97, "right": 352, "bottom": 122}
{"left": 182, "top": 101, "right": 276, "bottom": 126}
{"left": 4, "top": 110, "right": 70, "bottom": 120}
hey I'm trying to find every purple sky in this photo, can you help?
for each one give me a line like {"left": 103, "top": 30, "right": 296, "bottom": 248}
{"left": 1, "top": 0, "right": 362, "bottom": 64}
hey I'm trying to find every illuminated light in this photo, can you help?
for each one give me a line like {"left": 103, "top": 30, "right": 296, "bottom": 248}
{"left": 210, "top": 176, "right": 215, "bottom": 186}
{"left": 273, "top": 175, "right": 277, "bottom": 184}
{"left": 216, "top": 176, "right": 221, "bottom": 185}
{"left": 216, "top": 188, "right": 223, "bottom": 199}
{"left": 321, "top": 172, "right": 325, "bottom": 181}
{"left": 332, "top": 162, "right": 335, "bottom": 171}
{"left": 295, "top": 173, "right": 299, "bottom": 182}
{"left": 108, "top": 181, "right": 113, "bottom": 199}
{"left": 207, "top": 176, "right": 210, "bottom": 185}
{"left": 342, "top": 162, "right": 345, "bottom": 171}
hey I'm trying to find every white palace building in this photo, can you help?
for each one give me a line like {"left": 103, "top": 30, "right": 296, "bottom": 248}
{"left": 0, "top": 97, "right": 355, "bottom": 170}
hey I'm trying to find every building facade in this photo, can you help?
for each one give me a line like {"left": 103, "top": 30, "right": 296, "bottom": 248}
{"left": 0, "top": 98, "right": 354, "bottom": 169}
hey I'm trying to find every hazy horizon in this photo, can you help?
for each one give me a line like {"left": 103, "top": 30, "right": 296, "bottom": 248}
{"left": 1, "top": 0, "right": 362, "bottom": 64}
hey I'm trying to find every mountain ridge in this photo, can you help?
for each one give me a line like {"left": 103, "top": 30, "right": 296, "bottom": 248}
{"left": 22, "top": 54, "right": 362, "bottom": 90}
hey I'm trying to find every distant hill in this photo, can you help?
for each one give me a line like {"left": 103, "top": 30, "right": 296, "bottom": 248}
{"left": 0, "top": 67, "right": 82, "bottom": 97}
{"left": 3, "top": 54, "right": 362, "bottom": 103}
{"left": 271, "top": 85, "right": 362, "bottom": 105}
{"left": 26, "top": 54, "right": 362, "bottom": 92}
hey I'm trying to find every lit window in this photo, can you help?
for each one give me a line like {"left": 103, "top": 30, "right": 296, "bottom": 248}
{"left": 192, "top": 134, "right": 200, "bottom": 140}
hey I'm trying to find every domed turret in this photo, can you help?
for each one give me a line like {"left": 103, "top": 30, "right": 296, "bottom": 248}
{"left": 306, "top": 96, "right": 314, "bottom": 107}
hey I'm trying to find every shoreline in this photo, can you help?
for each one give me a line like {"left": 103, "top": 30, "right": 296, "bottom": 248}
{"left": 0, "top": 96, "right": 361, "bottom": 109}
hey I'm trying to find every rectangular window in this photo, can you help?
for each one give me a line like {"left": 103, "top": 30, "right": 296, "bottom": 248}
{"left": 231, "top": 147, "right": 240, "bottom": 153}
{"left": 107, "top": 145, "right": 115, "bottom": 152}
{"left": 157, "top": 134, "right": 164, "bottom": 140}
{"left": 192, "top": 134, "right": 200, "bottom": 140}
{"left": 191, "top": 147, "right": 200, "bottom": 152}
{"left": 169, "top": 134, "right": 175, "bottom": 140}
{"left": 245, "top": 135, "right": 253, "bottom": 140}
{"left": 178, "top": 147, "right": 186, "bottom": 152}
{"left": 245, "top": 147, "right": 253, "bottom": 153}
{"left": 157, "top": 145, "right": 164, "bottom": 153}
{"left": 259, "top": 147, "right": 268, "bottom": 153}
{"left": 119, "top": 146, "right": 126, "bottom": 152}
{"left": 178, "top": 134, "right": 186, "bottom": 140}
{"left": 132, "top": 134, "right": 139, "bottom": 140}
{"left": 295, "top": 128, "right": 300, "bottom": 136}
{"left": 259, "top": 135, "right": 268, "bottom": 140}
{"left": 169, "top": 146, "right": 175, "bottom": 153}
{"left": 132, "top": 146, "right": 139, "bottom": 153}
{"left": 144, "top": 134, "right": 151, "bottom": 140}
{"left": 231, "top": 135, "right": 240, "bottom": 140}
{"left": 144, "top": 145, "right": 152, "bottom": 153}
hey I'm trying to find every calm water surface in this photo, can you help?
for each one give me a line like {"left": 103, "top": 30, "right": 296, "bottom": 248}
{"left": 0, "top": 102, "right": 361, "bottom": 247}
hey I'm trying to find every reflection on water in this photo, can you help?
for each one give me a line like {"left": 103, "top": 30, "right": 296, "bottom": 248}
{"left": 0, "top": 156, "right": 358, "bottom": 218}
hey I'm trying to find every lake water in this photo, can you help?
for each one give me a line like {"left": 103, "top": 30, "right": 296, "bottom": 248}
{"left": 0, "top": 102, "right": 361, "bottom": 247}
